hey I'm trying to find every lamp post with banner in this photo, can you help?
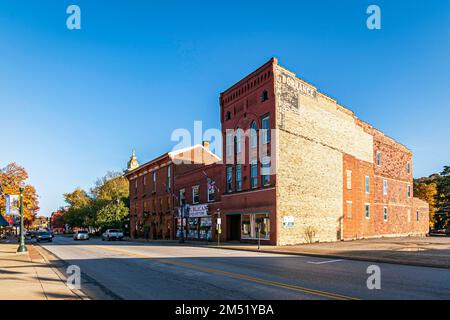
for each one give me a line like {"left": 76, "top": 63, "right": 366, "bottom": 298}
{"left": 17, "top": 181, "right": 27, "bottom": 253}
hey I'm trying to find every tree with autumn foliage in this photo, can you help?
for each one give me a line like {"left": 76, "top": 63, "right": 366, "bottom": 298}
{"left": 0, "top": 163, "right": 39, "bottom": 226}
{"left": 413, "top": 181, "right": 437, "bottom": 228}
{"left": 415, "top": 165, "right": 450, "bottom": 230}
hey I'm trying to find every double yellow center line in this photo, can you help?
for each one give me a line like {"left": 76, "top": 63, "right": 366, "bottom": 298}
{"left": 92, "top": 245, "right": 360, "bottom": 300}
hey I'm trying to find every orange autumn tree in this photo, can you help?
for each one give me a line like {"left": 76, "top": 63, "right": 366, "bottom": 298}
{"left": 0, "top": 163, "right": 39, "bottom": 226}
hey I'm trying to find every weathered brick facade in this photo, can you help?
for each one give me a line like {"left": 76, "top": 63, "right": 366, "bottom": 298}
{"left": 127, "top": 58, "right": 429, "bottom": 245}
{"left": 219, "top": 58, "right": 428, "bottom": 245}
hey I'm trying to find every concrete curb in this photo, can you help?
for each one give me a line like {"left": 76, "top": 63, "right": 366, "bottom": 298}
{"left": 36, "top": 244, "right": 123, "bottom": 300}
{"left": 32, "top": 244, "right": 90, "bottom": 300}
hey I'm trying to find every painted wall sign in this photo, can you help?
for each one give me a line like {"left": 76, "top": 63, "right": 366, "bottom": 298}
{"left": 282, "top": 215, "right": 295, "bottom": 228}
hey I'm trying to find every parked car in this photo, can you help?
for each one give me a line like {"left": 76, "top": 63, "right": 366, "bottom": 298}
{"left": 102, "top": 229, "right": 124, "bottom": 241}
{"left": 73, "top": 230, "right": 90, "bottom": 241}
{"left": 36, "top": 231, "right": 53, "bottom": 242}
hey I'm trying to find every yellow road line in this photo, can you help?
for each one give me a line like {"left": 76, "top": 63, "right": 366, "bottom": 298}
{"left": 92, "top": 245, "right": 360, "bottom": 300}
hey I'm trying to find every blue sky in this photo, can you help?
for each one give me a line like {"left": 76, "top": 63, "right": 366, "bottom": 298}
{"left": 1, "top": 1, "right": 449, "bottom": 216}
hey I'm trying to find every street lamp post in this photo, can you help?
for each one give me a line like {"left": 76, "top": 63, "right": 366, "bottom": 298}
{"left": 17, "top": 181, "right": 27, "bottom": 253}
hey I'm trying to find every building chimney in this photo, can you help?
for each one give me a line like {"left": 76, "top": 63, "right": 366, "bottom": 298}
{"left": 202, "top": 140, "right": 210, "bottom": 150}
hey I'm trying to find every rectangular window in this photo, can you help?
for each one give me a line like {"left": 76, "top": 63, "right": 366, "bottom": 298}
{"left": 167, "top": 166, "right": 171, "bottom": 192}
{"left": 207, "top": 178, "right": 215, "bottom": 202}
{"left": 179, "top": 189, "right": 185, "bottom": 205}
{"left": 226, "top": 166, "right": 232, "bottom": 193}
{"left": 407, "top": 162, "right": 411, "bottom": 175}
{"left": 365, "top": 176, "right": 370, "bottom": 194}
{"left": 153, "top": 171, "right": 157, "bottom": 193}
{"left": 226, "top": 131, "right": 233, "bottom": 158}
{"left": 407, "top": 184, "right": 411, "bottom": 198}
{"left": 383, "top": 179, "right": 388, "bottom": 195}
{"left": 346, "top": 201, "right": 352, "bottom": 219}
{"left": 241, "top": 214, "right": 270, "bottom": 240}
{"left": 261, "top": 156, "right": 271, "bottom": 186}
{"left": 235, "top": 130, "right": 242, "bottom": 155}
{"left": 134, "top": 179, "right": 138, "bottom": 196}
{"left": 235, "top": 165, "right": 242, "bottom": 191}
{"left": 262, "top": 115, "right": 270, "bottom": 144}
{"left": 346, "top": 170, "right": 352, "bottom": 190}
{"left": 365, "top": 204, "right": 370, "bottom": 219}
{"left": 376, "top": 151, "right": 381, "bottom": 166}
{"left": 416, "top": 210, "right": 420, "bottom": 221}
{"left": 250, "top": 163, "right": 258, "bottom": 189}
{"left": 192, "top": 186, "right": 199, "bottom": 204}
{"left": 383, "top": 207, "right": 388, "bottom": 222}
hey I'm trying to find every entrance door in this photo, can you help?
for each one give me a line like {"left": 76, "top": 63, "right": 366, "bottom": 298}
{"left": 227, "top": 215, "right": 241, "bottom": 241}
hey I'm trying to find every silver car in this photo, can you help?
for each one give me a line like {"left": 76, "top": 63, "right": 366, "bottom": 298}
{"left": 73, "top": 230, "right": 90, "bottom": 241}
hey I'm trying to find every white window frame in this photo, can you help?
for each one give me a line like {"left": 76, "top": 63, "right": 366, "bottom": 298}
{"left": 365, "top": 176, "right": 370, "bottom": 194}
{"left": 250, "top": 121, "right": 258, "bottom": 149}
{"left": 226, "top": 131, "right": 233, "bottom": 158}
{"left": 346, "top": 170, "right": 352, "bottom": 190}
{"left": 383, "top": 179, "right": 388, "bottom": 196}
{"left": 192, "top": 185, "right": 199, "bottom": 204}
{"left": 376, "top": 151, "right": 381, "bottom": 166}
{"left": 364, "top": 203, "right": 370, "bottom": 219}
{"left": 262, "top": 115, "right": 270, "bottom": 145}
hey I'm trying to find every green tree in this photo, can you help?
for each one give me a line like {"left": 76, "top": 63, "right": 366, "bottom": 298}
{"left": 96, "top": 200, "right": 129, "bottom": 230}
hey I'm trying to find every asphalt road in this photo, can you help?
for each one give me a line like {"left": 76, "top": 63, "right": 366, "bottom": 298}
{"left": 39, "top": 236, "right": 450, "bottom": 300}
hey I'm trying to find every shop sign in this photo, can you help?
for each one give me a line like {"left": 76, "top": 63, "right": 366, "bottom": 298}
{"left": 189, "top": 204, "right": 209, "bottom": 218}
{"left": 282, "top": 216, "right": 295, "bottom": 228}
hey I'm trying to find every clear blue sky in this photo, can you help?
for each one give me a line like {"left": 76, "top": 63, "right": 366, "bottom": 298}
{"left": 1, "top": 1, "right": 449, "bottom": 216}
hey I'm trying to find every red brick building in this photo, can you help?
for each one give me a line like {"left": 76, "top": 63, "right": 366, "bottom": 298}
{"left": 127, "top": 58, "right": 429, "bottom": 245}
{"left": 124, "top": 144, "right": 220, "bottom": 240}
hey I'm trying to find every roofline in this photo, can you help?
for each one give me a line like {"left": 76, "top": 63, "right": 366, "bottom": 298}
{"left": 220, "top": 57, "right": 277, "bottom": 96}
{"left": 124, "top": 145, "right": 222, "bottom": 178}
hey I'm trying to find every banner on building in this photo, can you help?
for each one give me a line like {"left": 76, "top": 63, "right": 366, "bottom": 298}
{"left": 5, "top": 195, "right": 20, "bottom": 216}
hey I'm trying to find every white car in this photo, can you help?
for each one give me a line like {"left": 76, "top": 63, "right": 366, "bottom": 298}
{"left": 73, "top": 230, "right": 90, "bottom": 241}
{"left": 102, "top": 229, "right": 124, "bottom": 241}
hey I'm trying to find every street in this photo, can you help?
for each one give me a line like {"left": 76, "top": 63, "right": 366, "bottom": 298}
{"left": 39, "top": 236, "right": 450, "bottom": 300}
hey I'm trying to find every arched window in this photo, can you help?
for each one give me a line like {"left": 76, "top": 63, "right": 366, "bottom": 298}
{"left": 250, "top": 121, "right": 257, "bottom": 148}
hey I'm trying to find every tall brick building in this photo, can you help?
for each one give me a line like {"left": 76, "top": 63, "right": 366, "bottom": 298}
{"left": 126, "top": 57, "right": 429, "bottom": 245}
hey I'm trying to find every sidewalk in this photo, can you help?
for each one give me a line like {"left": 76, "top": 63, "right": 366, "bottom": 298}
{"left": 0, "top": 241, "right": 88, "bottom": 300}
{"left": 127, "top": 236, "right": 450, "bottom": 269}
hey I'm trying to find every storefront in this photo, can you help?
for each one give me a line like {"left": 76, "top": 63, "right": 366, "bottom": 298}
{"left": 177, "top": 204, "right": 213, "bottom": 241}
{"left": 226, "top": 212, "right": 271, "bottom": 242}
